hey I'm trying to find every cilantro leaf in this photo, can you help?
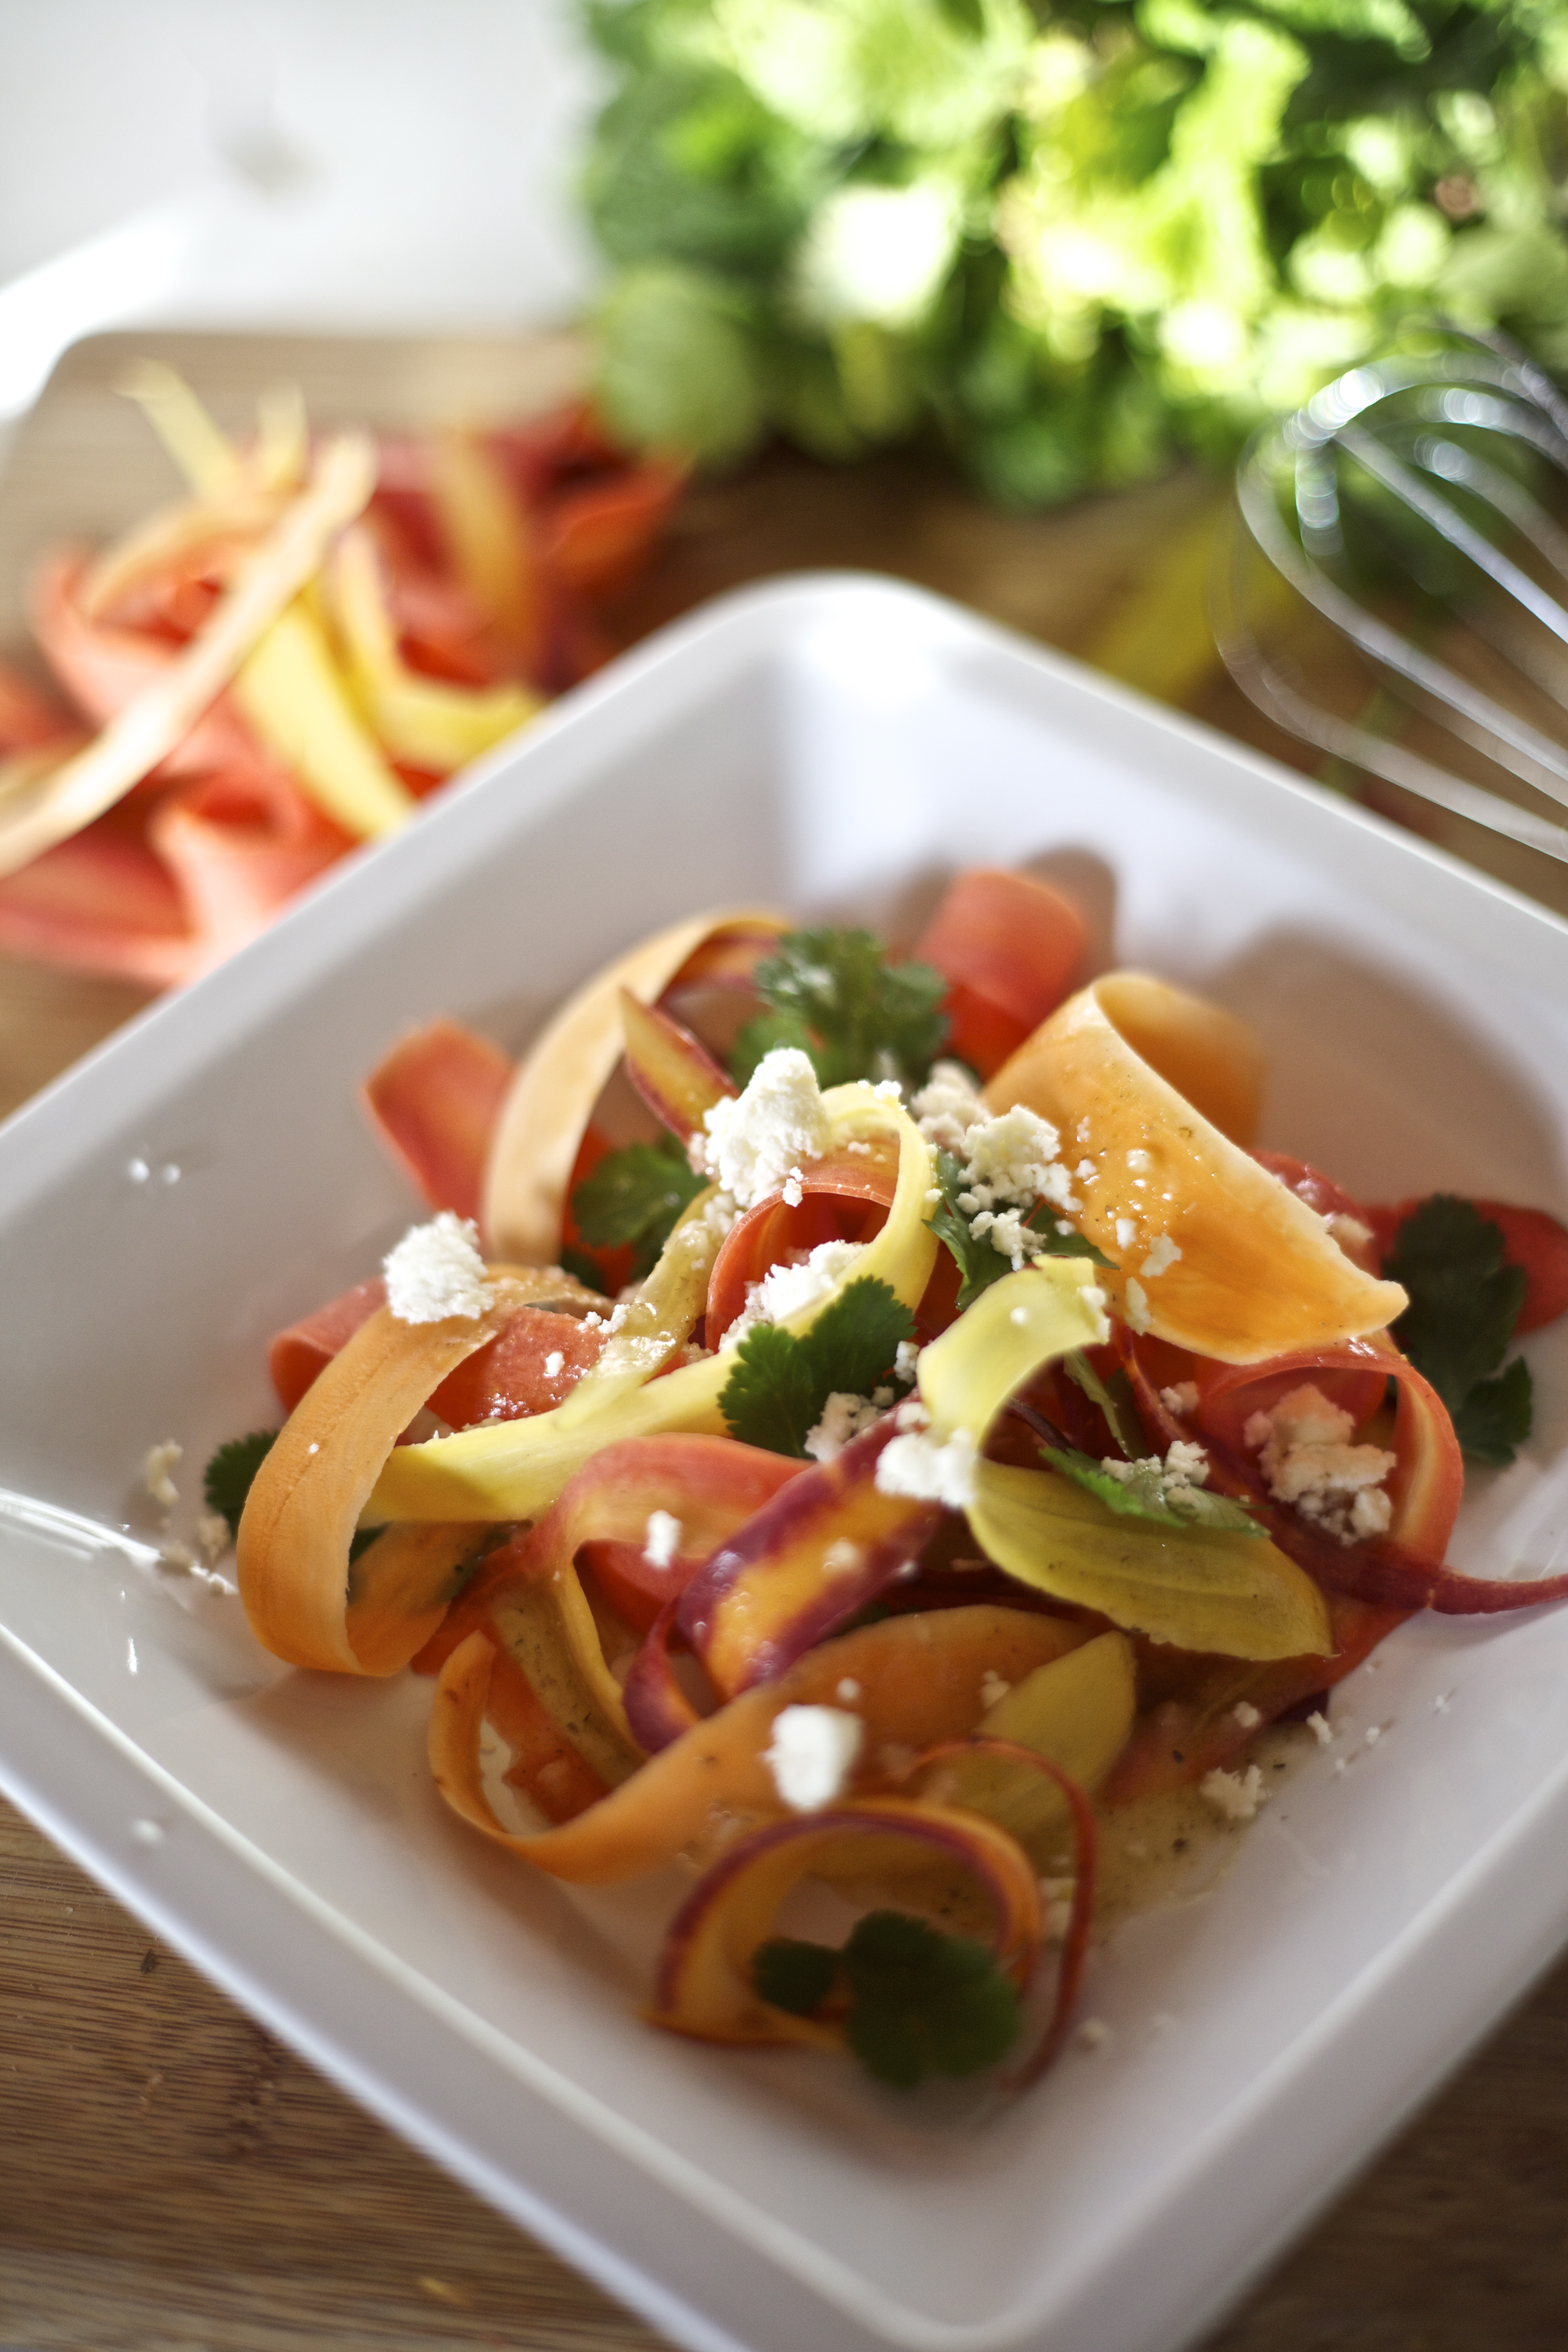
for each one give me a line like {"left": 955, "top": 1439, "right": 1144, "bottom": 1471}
{"left": 1041, "top": 1443, "right": 1266, "bottom": 1537}
{"left": 1385, "top": 1195, "right": 1532, "bottom": 1464}
{"left": 718, "top": 1276, "right": 916, "bottom": 1456}
{"left": 719, "top": 1323, "right": 825, "bottom": 1457}
{"left": 203, "top": 1429, "right": 279, "bottom": 1539}
{"left": 1451, "top": 1355, "right": 1534, "bottom": 1467}
{"left": 805, "top": 1278, "right": 916, "bottom": 1400}
{"left": 929, "top": 1148, "right": 1114, "bottom": 1310}
{"left": 1062, "top": 1347, "right": 1143, "bottom": 1459}
{"left": 841, "top": 1911, "right": 1021, "bottom": 2088}
{"left": 753, "top": 1936, "right": 839, "bottom": 2016}
{"left": 733, "top": 928, "right": 949, "bottom": 1092}
{"left": 753, "top": 1911, "right": 1021, "bottom": 2085}
{"left": 730, "top": 1006, "right": 812, "bottom": 1088}
{"left": 570, "top": 1138, "right": 705, "bottom": 1279}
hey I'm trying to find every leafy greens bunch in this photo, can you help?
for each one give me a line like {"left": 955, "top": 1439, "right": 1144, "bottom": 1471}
{"left": 583, "top": 0, "right": 1568, "bottom": 505}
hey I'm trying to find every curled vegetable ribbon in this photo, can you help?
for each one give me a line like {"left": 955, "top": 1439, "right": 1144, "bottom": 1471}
{"left": 235, "top": 1260, "right": 613, "bottom": 1673}
{"left": 0, "top": 436, "right": 386, "bottom": 881}
{"left": 988, "top": 973, "right": 1406, "bottom": 1362}
{"left": 913, "top": 1260, "right": 1335, "bottom": 1660}
{"left": 482, "top": 906, "right": 790, "bottom": 1265}
{"left": 428, "top": 1601, "right": 1087, "bottom": 1885}
{"left": 648, "top": 1797, "right": 1043, "bottom": 2050}
{"left": 369, "top": 1080, "right": 939, "bottom": 1524}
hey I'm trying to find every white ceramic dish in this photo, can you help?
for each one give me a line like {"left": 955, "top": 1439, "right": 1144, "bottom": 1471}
{"left": 4, "top": 573, "right": 1568, "bottom": 2352}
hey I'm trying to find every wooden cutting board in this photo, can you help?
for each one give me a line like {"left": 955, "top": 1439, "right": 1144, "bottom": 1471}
{"left": 3, "top": 328, "right": 1566, "bottom": 2352}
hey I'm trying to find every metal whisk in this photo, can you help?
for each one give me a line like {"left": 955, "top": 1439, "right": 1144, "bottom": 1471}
{"left": 1218, "top": 329, "right": 1568, "bottom": 867}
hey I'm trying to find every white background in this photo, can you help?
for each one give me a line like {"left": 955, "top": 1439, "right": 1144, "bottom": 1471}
{"left": 0, "top": 0, "right": 600, "bottom": 420}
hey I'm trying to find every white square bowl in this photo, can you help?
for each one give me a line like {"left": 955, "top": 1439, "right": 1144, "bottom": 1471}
{"left": 3, "top": 573, "right": 1568, "bottom": 2352}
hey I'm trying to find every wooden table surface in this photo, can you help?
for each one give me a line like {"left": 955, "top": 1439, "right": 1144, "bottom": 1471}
{"left": 3, "top": 331, "right": 1568, "bottom": 2352}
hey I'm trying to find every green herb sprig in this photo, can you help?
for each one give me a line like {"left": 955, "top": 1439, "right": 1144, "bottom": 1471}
{"left": 1040, "top": 1442, "right": 1266, "bottom": 1537}
{"left": 1385, "top": 1195, "right": 1533, "bottom": 1465}
{"left": 754, "top": 1909, "right": 1023, "bottom": 2087}
{"left": 718, "top": 1275, "right": 915, "bottom": 1456}
{"left": 928, "top": 1148, "right": 1114, "bottom": 1311}
{"left": 203, "top": 1429, "right": 279, "bottom": 1538}
{"left": 730, "top": 928, "right": 949, "bottom": 1093}
{"left": 570, "top": 1136, "right": 707, "bottom": 1280}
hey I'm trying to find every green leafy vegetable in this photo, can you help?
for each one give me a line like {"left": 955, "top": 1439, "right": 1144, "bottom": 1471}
{"left": 1450, "top": 1356, "right": 1534, "bottom": 1467}
{"left": 203, "top": 1429, "right": 279, "bottom": 1539}
{"left": 584, "top": 0, "right": 1568, "bottom": 507}
{"left": 731, "top": 928, "right": 949, "bottom": 1091}
{"left": 928, "top": 1148, "right": 1114, "bottom": 1310}
{"left": 1041, "top": 1442, "right": 1266, "bottom": 1536}
{"left": 570, "top": 1138, "right": 706, "bottom": 1279}
{"left": 1385, "top": 1194, "right": 1532, "bottom": 1464}
{"left": 753, "top": 1910, "right": 1023, "bottom": 2086}
{"left": 753, "top": 1935, "right": 840, "bottom": 2015}
{"left": 719, "top": 1275, "right": 916, "bottom": 1455}
{"left": 1062, "top": 1348, "right": 1143, "bottom": 1460}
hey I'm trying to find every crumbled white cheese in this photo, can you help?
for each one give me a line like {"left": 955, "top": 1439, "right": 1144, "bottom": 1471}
{"left": 143, "top": 1441, "right": 181, "bottom": 1511}
{"left": 1139, "top": 1233, "right": 1182, "bottom": 1281}
{"left": 912, "top": 1060, "right": 988, "bottom": 1153}
{"left": 1041, "top": 1880, "right": 1075, "bottom": 1942}
{"left": 384, "top": 1212, "right": 490, "bottom": 1324}
{"left": 1232, "top": 1700, "right": 1262, "bottom": 1730}
{"left": 194, "top": 1509, "right": 231, "bottom": 1565}
{"left": 1126, "top": 1148, "right": 1152, "bottom": 1174}
{"left": 1327, "top": 1211, "right": 1375, "bottom": 1257}
{"left": 542, "top": 1350, "right": 565, "bottom": 1380}
{"left": 158, "top": 1536, "right": 196, "bottom": 1572}
{"left": 895, "top": 1395, "right": 930, "bottom": 1431}
{"left": 696, "top": 1047, "right": 833, "bottom": 1209}
{"left": 1244, "top": 1383, "right": 1395, "bottom": 1545}
{"left": 642, "top": 1510, "right": 683, "bottom": 1570}
{"left": 894, "top": 1338, "right": 919, "bottom": 1385}
{"left": 1307, "top": 1709, "right": 1333, "bottom": 1746}
{"left": 723, "top": 1237, "right": 869, "bottom": 1348}
{"left": 781, "top": 1166, "right": 805, "bottom": 1207}
{"left": 1159, "top": 1381, "right": 1200, "bottom": 1417}
{"left": 1123, "top": 1278, "right": 1151, "bottom": 1333}
{"left": 943, "top": 1104, "right": 1085, "bottom": 1268}
{"left": 1114, "top": 1217, "right": 1138, "bottom": 1253}
{"left": 1100, "top": 1439, "right": 1212, "bottom": 1519}
{"left": 805, "top": 1390, "right": 887, "bottom": 1463}
{"left": 764, "top": 1705, "right": 863, "bottom": 1811}
{"left": 875, "top": 1424, "right": 978, "bottom": 1509}
{"left": 1200, "top": 1764, "right": 1269, "bottom": 1823}
{"left": 1076, "top": 1159, "right": 1097, "bottom": 1181}
{"left": 978, "top": 1668, "right": 1012, "bottom": 1713}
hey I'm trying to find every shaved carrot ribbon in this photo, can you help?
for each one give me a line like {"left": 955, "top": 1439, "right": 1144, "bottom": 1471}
{"left": 237, "top": 1277, "right": 538, "bottom": 1673}
{"left": 362, "top": 1018, "right": 516, "bottom": 1225}
{"left": 1120, "top": 1331, "right": 1568, "bottom": 1615}
{"left": 648, "top": 1797, "right": 1044, "bottom": 2049}
{"left": 908, "top": 1738, "right": 1099, "bottom": 2087}
{"left": 988, "top": 973, "right": 1406, "bottom": 1360}
{"left": 914, "top": 867, "right": 1086, "bottom": 1080}
{"left": 916, "top": 1261, "right": 1335, "bottom": 1658}
{"left": 0, "top": 436, "right": 381, "bottom": 881}
{"left": 428, "top": 1603, "right": 1086, "bottom": 1885}
{"left": 372, "top": 1082, "right": 936, "bottom": 1524}
{"left": 482, "top": 906, "right": 789, "bottom": 1265}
